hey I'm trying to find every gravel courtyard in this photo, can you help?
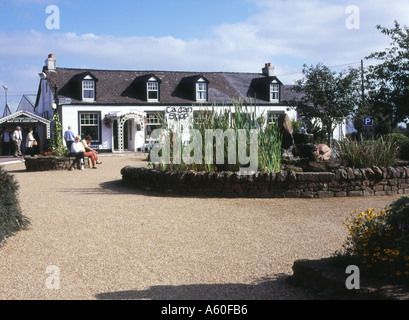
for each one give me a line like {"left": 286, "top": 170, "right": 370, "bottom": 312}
{"left": 0, "top": 154, "right": 402, "bottom": 300}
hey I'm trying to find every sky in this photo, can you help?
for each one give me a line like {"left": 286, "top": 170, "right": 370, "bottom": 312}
{"left": 0, "top": 0, "right": 409, "bottom": 111}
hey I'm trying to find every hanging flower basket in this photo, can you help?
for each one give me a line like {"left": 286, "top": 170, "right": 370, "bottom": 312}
{"left": 103, "top": 115, "right": 113, "bottom": 126}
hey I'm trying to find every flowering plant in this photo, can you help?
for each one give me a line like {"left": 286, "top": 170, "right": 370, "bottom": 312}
{"left": 103, "top": 115, "right": 112, "bottom": 125}
{"left": 340, "top": 196, "right": 409, "bottom": 283}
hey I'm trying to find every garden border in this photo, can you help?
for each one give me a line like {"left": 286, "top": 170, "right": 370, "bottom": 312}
{"left": 24, "top": 156, "right": 91, "bottom": 171}
{"left": 121, "top": 165, "right": 409, "bottom": 198}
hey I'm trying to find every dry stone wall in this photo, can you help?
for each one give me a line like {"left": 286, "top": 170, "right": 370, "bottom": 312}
{"left": 121, "top": 166, "right": 409, "bottom": 198}
{"left": 25, "top": 157, "right": 91, "bottom": 171}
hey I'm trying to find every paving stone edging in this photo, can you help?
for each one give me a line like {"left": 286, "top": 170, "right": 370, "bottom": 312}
{"left": 286, "top": 259, "right": 409, "bottom": 300}
{"left": 120, "top": 165, "right": 409, "bottom": 198}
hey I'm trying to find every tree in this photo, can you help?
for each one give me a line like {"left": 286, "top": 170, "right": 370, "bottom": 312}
{"left": 364, "top": 21, "right": 409, "bottom": 132}
{"left": 289, "top": 63, "right": 360, "bottom": 147}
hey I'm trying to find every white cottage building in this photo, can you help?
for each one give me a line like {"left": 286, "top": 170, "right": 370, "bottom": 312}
{"left": 34, "top": 54, "right": 299, "bottom": 153}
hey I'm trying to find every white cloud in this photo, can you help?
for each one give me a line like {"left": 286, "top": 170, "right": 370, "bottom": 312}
{"left": 1, "top": 0, "right": 409, "bottom": 105}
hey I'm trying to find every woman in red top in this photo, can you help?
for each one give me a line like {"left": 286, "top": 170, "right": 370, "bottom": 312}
{"left": 81, "top": 135, "right": 102, "bottom": 169}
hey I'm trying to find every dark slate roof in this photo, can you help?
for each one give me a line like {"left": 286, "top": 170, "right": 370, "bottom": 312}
{"left": 40, "top": 67, "right": 299, "bottom": 106}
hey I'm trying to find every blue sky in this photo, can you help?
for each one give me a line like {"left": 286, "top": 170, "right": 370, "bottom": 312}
{"left": 1, "top": 0, "right": 409, "bottom": 110}
{"left": 2, "top": 0, "right": 257, "bottom": 38}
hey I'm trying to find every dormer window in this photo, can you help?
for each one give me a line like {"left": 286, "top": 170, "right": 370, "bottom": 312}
{"left": 269, "top": 82, "right": 280, "bottom": 102}
{"left": 82, "top": 75, "right": 95, "bottom": 102}
{"left": 147, "top": 79, "right": 159, "bottom": 102}
{"left": 196, "top": 80, "right": 207, "bottom": 102}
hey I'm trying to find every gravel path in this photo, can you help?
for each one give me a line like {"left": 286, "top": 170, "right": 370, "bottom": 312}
{"left": 0, "top": 154, "right": 402, "bottom": 300}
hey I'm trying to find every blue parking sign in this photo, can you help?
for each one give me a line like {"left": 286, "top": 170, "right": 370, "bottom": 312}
{"left": 363, "top": 117, "right": 373, "bottom": 127}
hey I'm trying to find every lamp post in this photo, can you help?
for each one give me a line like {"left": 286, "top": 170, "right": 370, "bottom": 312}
{"left": 2, "top": 85, "right": 8, "bottom": 108}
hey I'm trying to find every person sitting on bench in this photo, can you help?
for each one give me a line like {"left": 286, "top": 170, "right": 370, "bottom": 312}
{"left": 69, "top": 135, "right": 85, "bottom": 170}
{"left": 81, "top": 135, "right": 102, "bottom": 169}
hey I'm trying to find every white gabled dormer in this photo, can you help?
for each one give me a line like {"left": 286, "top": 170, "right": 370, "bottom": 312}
{"left": 269, "top": 79, "right": 280, "bottom": 103}
{"left": 195, "top": 76, "right": 208, "bottom": 102}
{"left": 82, "top": 74, "right": 96, "bottom": 102}
{"left": 146, "top": 75, "right": 160, "bottom": 102}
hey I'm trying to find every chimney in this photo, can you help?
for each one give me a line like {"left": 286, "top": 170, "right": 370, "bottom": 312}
{"left": 262, "top": 63, "right": 274, "bottom": 77}
{"left": 45, "top": 53, "right": 56, "bottom": 71}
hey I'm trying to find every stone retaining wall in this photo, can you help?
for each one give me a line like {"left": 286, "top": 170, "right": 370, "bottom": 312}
{"left": 25, "top": 157, "right": 91, "bottom": 171}
{"left": 121, "top": 165, "right": 409, "bottom": 198}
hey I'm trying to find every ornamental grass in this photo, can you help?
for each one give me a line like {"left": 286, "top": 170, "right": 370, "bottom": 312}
{"left": 338, "top": 196, "right": 409, "bottom": 284}
{"left": 335, "top": 135, "right": 399, "bottom": 168}
{"left": 151, "top": 100, "right": 283, "bottom": 173}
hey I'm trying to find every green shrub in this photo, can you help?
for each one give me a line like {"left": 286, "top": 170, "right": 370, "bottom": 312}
{"left": 335, "top": 135, "right": 399, "bottom": 168}
{"left": 339, "top": 196, "right": 409, "bottom": 284}
{"left": 386, "top": 133, "right": 409, "bottom": 161}
{"left": 0, "top": 166, "right": 30, "bottom": 244}
{"left": 308, "top": 120, "right": 327, "bottom": 144}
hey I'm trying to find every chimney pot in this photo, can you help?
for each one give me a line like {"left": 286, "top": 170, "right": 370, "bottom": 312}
{"left": 45, "top": 54, "right": 56, "bottom": 71}
{"left": 262, "top": 63, "right": 274, "bottom": 77}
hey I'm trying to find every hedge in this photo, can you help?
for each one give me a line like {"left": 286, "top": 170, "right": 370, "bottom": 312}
{"left": 0, "top": 166, "right": 30, "bottom": 244}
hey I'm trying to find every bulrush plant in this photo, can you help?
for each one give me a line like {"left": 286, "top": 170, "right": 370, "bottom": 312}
{"left": 149, "top": 101, "right": 283, "bottom": 174}
{"left": 335, "top": 135, "right": 399, "bottom": 168}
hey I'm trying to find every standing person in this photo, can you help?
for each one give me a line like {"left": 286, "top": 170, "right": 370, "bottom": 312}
{"left": 12, "top": 126, "right": 23, "bottom": 157}
{"left": 1, "top": 128, "right": 11, "bottom": 156}
{"left": 25, "top": 128, "right": 36, "bottom": 157}
{"left": 69, "top": 135, "right": 85, "bottom": 171}
{"left": 64, "top": 126, "right": 76, "bottom": 153}
{"left": 81, "top": 135, "right": 102, "bottom": 169}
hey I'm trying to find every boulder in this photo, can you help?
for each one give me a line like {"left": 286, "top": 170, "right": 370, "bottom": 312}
{"left": 278, "top": 114, "right": 294, "bottom": 151}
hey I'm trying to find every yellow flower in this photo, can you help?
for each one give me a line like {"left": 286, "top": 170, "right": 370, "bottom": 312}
{"left": 404, "top": 256, "right": 409, "bottom": 261}
{"left": 396, "top": 271, "right": 402, "bottom": 276}
{"left": 392, "top": 250, "right": 400, "bottom": 256}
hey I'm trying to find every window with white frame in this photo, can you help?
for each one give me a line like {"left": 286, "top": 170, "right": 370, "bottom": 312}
{"left": 196, "top": 82, "right": 207, "bottom": 101}
{"left": 267, "top": 111, "right": 284, "bottom": 124}
{"left": 270, "top": 83, "right": 280, "bottom": 102}
{"left": 147, "top": 81, "right": 159, "bottom": 102}
{"left": 82, "top": 80, "right": 95, "bottom": 101}
{"left": 79, "top": 112, "right": 100, "bottom": 142}
{"left": 145, "top": 112, "right": 164, "bottom": 142}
